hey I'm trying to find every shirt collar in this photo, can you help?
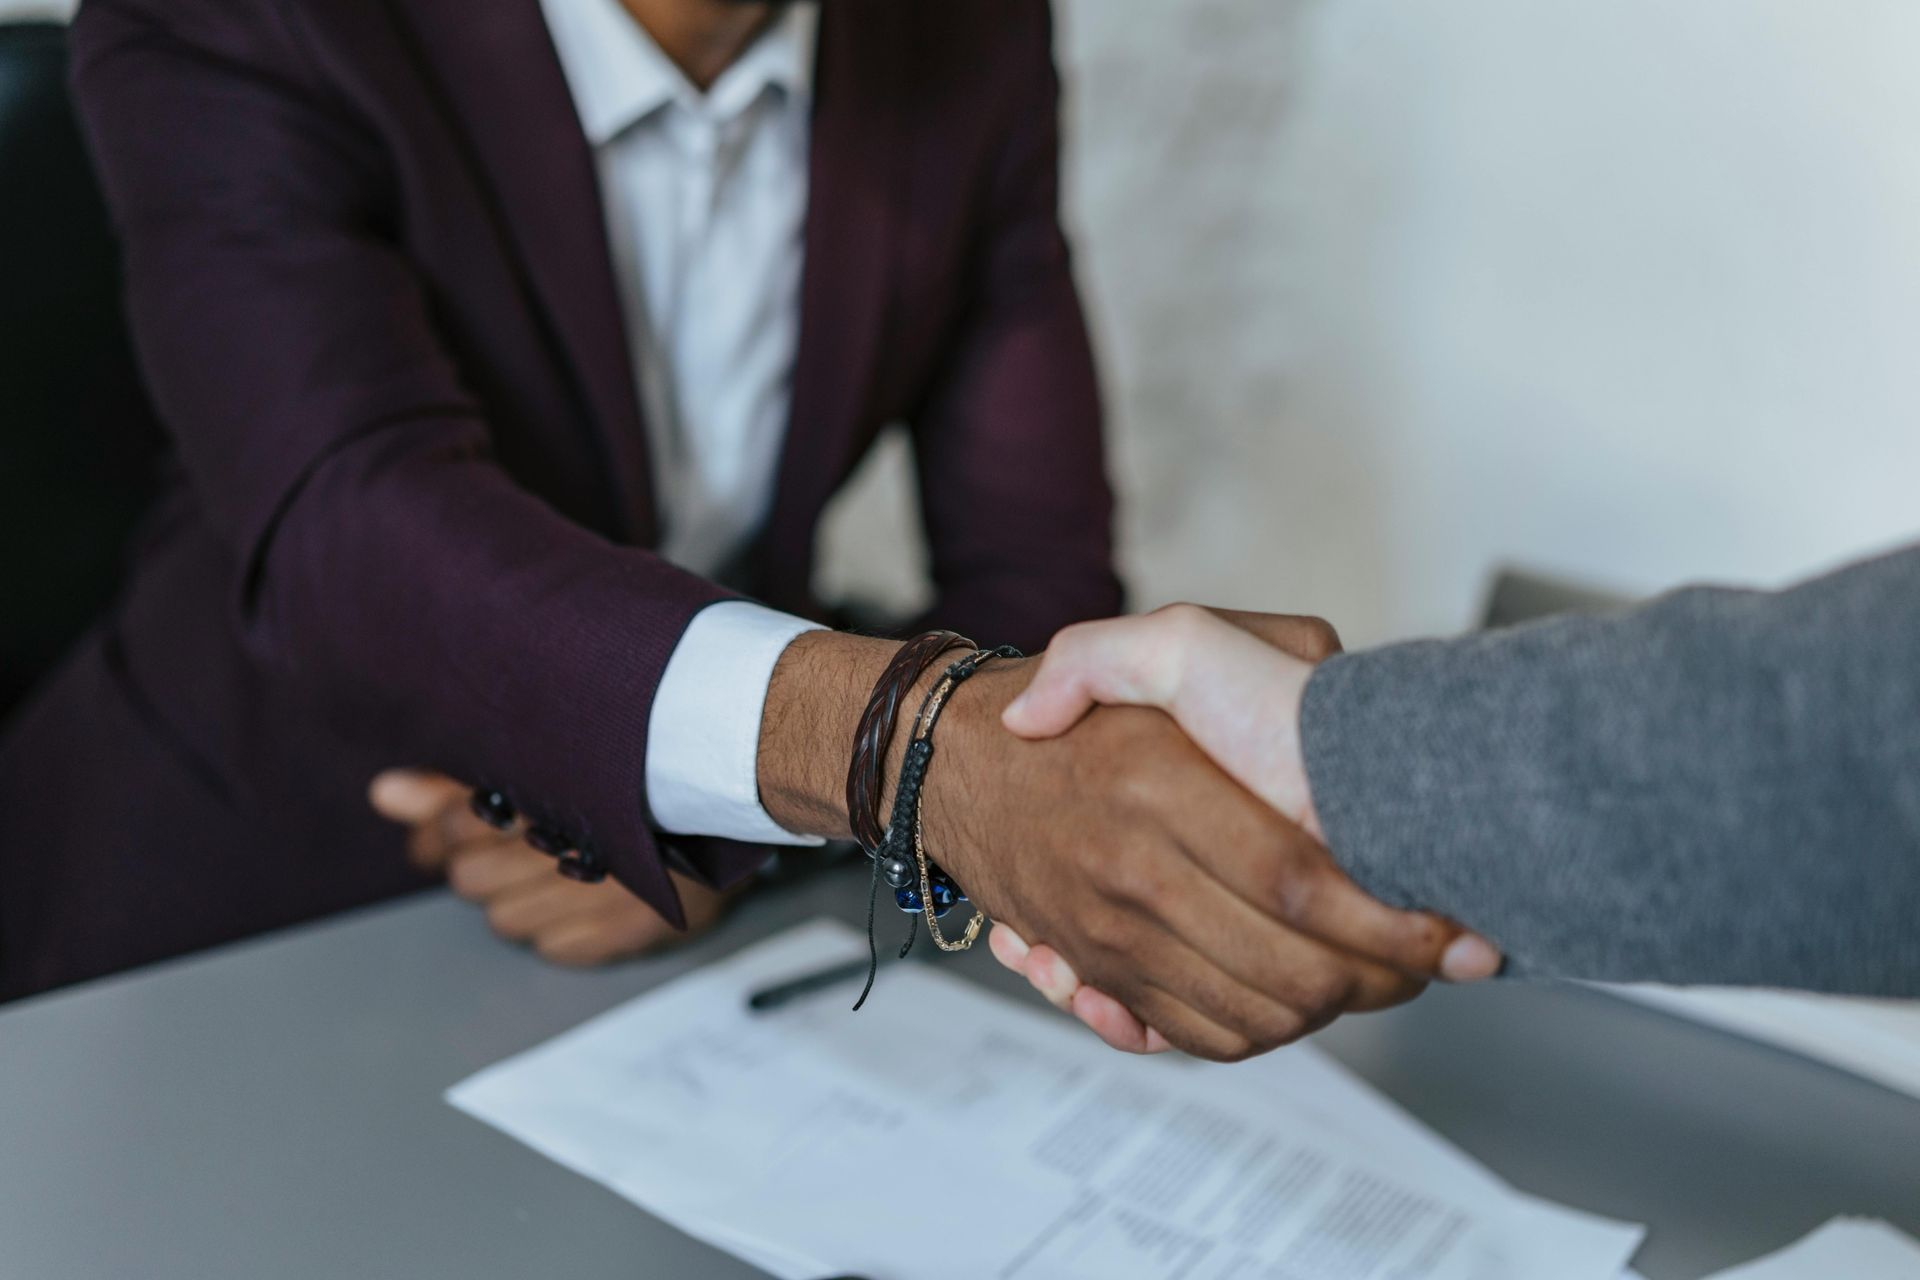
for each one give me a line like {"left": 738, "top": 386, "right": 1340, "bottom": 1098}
{"left": 540, "top": 0, "right": 818, "bottom": 148}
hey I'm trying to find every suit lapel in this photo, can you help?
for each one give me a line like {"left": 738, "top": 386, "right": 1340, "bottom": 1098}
{"left": 762, "top": 0, "right": 904, "bottom": 607}
{"left": 388, "top": 0, "right": 658, "bottom": 545}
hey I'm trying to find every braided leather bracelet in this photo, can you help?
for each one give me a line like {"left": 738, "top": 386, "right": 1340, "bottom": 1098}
{"left": 845, "top": 630, "right": 971, "bottom": 855}
{"left": 884, "top": 645, "right": 1022, "bottom": 951}
{"left": 851, "top": 644, "right": 1022, "bottom": 1008}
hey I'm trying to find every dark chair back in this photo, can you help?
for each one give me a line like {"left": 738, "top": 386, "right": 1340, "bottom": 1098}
{"left": 0, "top": 21, "right": 162, "bottom": 721}
{"left": 1480, "top": 568, "right": 1629, "bottom": 630}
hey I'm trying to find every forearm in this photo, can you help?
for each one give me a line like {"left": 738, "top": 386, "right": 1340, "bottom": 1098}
{"left": 246, "top": 433, "right": 733, "bottom": 919}
{"left": 1302, "top": 544, "right": 1920, "bottom": 995}
{"left": 755, "top": 631, "right": 907, "bottom": 839}
{"left": 754, "top": 631, "right": 1024, "bottom": 864}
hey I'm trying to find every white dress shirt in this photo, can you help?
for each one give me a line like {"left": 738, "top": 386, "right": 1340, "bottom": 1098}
{"left": 539, "top": 0, "right": 823, "bottom": 846}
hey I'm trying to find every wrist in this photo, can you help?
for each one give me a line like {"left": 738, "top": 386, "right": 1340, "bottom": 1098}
{"left": 908, "top": 657, "right": 1031, "bottom": 898}
{"left": 1280, "top": 657, "right": 1323, "bottom": 840}
{"left": 755, "top": 631, "right": 905, "bottom": 838}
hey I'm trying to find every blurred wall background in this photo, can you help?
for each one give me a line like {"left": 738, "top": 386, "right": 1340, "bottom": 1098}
{"left": 1072, "top": 0, "right": 1920, "bottom": 647}
{"left": 12, "top": 0, "right": 1920, "bottom": 648}
{"left": 836, "top": 0, "right": 1920, "bottom": 647}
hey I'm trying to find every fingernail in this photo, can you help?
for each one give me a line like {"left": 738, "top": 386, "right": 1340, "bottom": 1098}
{"left": 1441, "top": 935, "right": 1502, "bottom": 983}
{"left": 1001, "top": 692, "right": 1029, "bottom": 724}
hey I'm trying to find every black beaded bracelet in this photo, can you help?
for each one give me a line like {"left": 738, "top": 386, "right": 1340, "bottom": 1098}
{"left": 852, "top": 644, "right": 1022, "bottom": 1010}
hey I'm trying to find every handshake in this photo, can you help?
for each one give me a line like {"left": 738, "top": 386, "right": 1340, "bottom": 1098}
{"left": 374, "top": 606, "right": 1500, "bottom": 1064}
{"left": 915, "top": 605, "right": 1500, "bottom": 1062}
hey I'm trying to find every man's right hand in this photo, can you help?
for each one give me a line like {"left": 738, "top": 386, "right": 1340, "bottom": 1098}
{"left": 922, "top": 658, "right": 1470, "bottom": 1061}
{"left": 756, "top": 630, "right": 1475, "bottom": 1063}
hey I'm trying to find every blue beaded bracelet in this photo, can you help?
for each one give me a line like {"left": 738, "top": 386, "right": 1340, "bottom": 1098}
{"left": 852, "top": 644, "right": 1022, "bottom": 1009}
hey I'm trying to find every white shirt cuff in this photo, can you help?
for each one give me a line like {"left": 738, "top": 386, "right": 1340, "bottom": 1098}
{"left": 645, "top": 600, "right": 828, "bottom": 845}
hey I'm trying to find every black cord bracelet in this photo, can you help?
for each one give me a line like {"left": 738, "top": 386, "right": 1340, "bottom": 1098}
{"left": 852, "top": 644, "right": 1022, "bottom": 1011}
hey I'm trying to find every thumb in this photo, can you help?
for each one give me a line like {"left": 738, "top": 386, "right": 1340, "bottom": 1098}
{"left": 368, "top": 768, "right": 465, "bottom": 825}
{"left": 1002, "top": 616, "right": 1177, "bottom": 739}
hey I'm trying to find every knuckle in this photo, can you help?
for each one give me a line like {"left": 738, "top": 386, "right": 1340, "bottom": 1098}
{"left": 1047, "top": 621, "right": 1095, "bottom": 660}
{"left": 1268, "top": 865, "right": 1324, "bottom": 928}
{"left": 537, "top": 935, "right": 602, "bottom": 968}
{"left": 1078, "top": 906, "right": 1134, "bottom": 957}
{"left": 1249, "top": 1008, "right": 1308, "bottom": 1053}
{"left": 1107, "top": 850, "right": 1174, "bottom": 909}
{"left": 1111, "top": 754, "right": 1176, "bottom": 814}
{"left": 485, "top": 900, "right": 529, "bottom": 938}
{"left": 447, "top": 864, "right": 489, "bottom": 900}
{"left": 1396, "top": 915, "right": 1448, "bottom": 970}
{"left": 1210, "top": 1032, "right": 1260, "bottom": 1064}
{"left": 1379, "top": 975, "right": 1429, "bottom": 1010}
{"left": 1293, "top": 970, "right": 1356, "bottom": 1027}
{"left": 1153, "top": 602, "right": 1210, "bottom": 647}
{"left": 1299, "top": 616, "right": 1342, "bottom": 661}
{"left": 1107, "top": 766, "right": 1155, "bottom": 815}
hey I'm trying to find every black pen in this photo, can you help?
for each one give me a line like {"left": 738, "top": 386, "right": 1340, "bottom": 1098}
{"left": 746, "top": 956, "right": 872, "bottom": 1012}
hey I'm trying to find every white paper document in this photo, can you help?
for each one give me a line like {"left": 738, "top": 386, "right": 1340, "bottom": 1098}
{"left": 449, "top": 919, "right": 1644, "bottom": 1280}
{"left": 1699, "top": 1219, "right": 1920, "bottom": 1279}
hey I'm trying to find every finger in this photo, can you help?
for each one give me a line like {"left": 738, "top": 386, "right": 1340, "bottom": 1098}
{"left": 1119, "top": 821, "right": 1432, "bottom": 1014}
{"left": 1346, "top": 966, "right": 1429, "bottom": 1014}
{"left": 988, "top": 922, "right": 1031, "bottom": 973}
{"left": 373, "top": 769, "right": 521, "bottom": 872}
{"left": 1013, "top": 942, "right": 1179, "bottom": 1055}
{"left": 1068, "top": 985, "right": 1169, "bottom": 1055}
{"left": 1080, "top": 794, "right": 1401, "bottom": 1026}
{"left": 1084, "top": 922, "right": 1318, "bottom": 1062}
{"left": 534, "top": 897, "right": 679, "bottom": 967}
{"left": 1021, "top": 944, "right": 1081, "bottom": 1010}
{"left": 1207, "top": 608, "right": 1343, "bottom": 660}
{"left": 1002, "top": 615, "right": 1183, "bottom": 739}
{"left": 669, "top": 873, "right": 735, "bottom": 933}
{"left": 1007, "top": 612, "right": 1321, "bottom": 831}
{"left": 368, "top": 769, "right": 467, "bottom": 825}
{"left": 1193, "top": 807, "right": 1467, "bottom": 979}
{"left": 484, "top": 876, "right": 604, "bottom": 941}
{"left": 407, "top": 801, "right": 498, "bottom": 872}
{"left": 534, "top": 879, "right": 729, "bottom": 967}
{"left": 1117, "top": 980, "right": 1273, "bottom": 1063}
{"left": 1164, "top": 873, "right": 1420, "bottom": 1025}
{"left": 444, "top": 841, "right": 555, "bottom": 901}
{"left": 1441, "top": 933, "right": 1503, "bottom": 982}
{"left": 533, "top": 916, "right": 633, "bottom": 968}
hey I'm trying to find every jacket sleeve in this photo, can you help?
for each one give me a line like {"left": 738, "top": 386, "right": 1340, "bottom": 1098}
{"left": 1301, "top": 543, "right": 1920, "bottom": 995}
{"left": 906, "top": 1, "right": 1125, "bottom": 654}
{"left": 69, "top": 0, "right": 734, "bottom": 923}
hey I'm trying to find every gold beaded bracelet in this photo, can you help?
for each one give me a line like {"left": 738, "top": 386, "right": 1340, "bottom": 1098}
{"left": 894, "top": 645, "right": 1021, "bottom": 951}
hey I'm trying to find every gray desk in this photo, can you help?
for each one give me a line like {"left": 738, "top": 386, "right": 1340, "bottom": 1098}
{"left": 2, "top": 867, "right": 1916, "bottom": 1280}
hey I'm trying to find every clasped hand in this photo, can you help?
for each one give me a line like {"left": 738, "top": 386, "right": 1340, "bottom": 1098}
{"left": 952, "top": 606, "right": 1500, "bottom": 1059}
{"left": 366, "top": 606, "right": 1498, "bottom": 1065}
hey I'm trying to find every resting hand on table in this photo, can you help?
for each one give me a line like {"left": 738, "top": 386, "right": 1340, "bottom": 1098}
{"left": 993, "top": 605, "right": 1501, "bottom": 1052}
{"left": 369, "top": 770, "right": 732, "bottom": 966}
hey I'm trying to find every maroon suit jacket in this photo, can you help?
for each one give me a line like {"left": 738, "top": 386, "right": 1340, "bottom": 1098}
{"left": 0, "top": 0, "right": 1119, "bottom": 1000}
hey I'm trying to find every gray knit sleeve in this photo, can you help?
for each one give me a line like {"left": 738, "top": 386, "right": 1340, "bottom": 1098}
{"left": 1300, "top": 544, "right": 1920, "bottom": 995}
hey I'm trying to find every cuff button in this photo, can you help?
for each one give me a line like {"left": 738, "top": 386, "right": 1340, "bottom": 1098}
{"left": 525, "top": 825, "right": 571, "bottom": 858}
{"left": 470, "top": 789, "right": 517, "bottom": 830}
{"left": 556, "top": 848, "right": 607, "bottom": 884}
